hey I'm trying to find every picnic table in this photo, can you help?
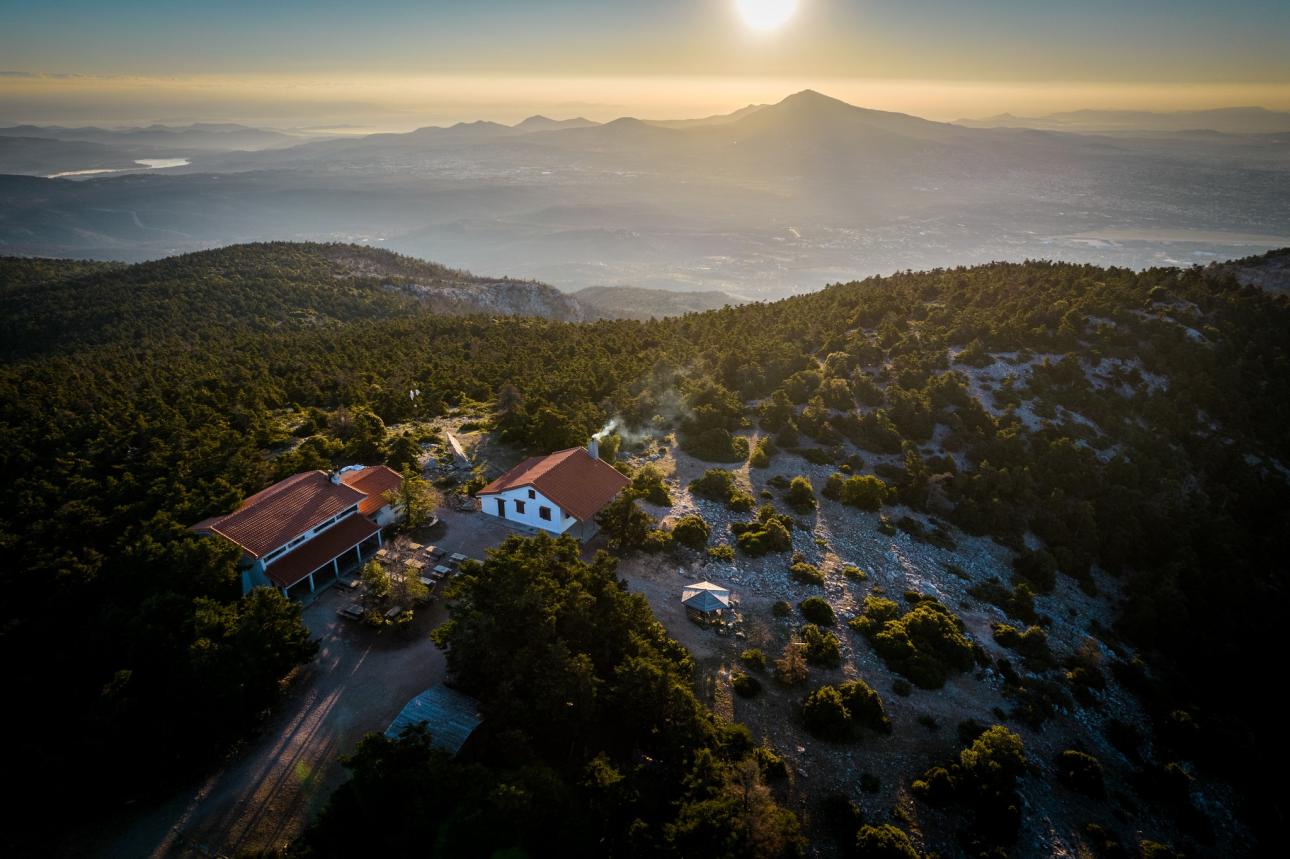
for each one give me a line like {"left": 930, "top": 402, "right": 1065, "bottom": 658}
{"left": 384, "top": 605, "right": 405, "bottom": 621}
{"left": 407, "top": 542, "right": 424, "bottom": 552}
{"left": 426, "top": 545, "right": 446, "bottom": 560}
{"left": 433, "top": 564, "right": 452, "bottom": 576}
{"left": 405, "top": 559, "right": 426, "bottom": 571}
{"left": 338, "top": 603, "right": 364, "bottom": 620}
{"left": 418, "top": 576, "right": 435, "bottom": 587}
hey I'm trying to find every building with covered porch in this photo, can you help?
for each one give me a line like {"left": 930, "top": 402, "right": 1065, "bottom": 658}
{"left": 192, "top": 466, "right": 402, "bottom": 597}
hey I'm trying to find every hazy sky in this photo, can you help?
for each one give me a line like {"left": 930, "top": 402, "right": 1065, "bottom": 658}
{"left": 3, "top": 0, "right": 1288, "bottom": 127}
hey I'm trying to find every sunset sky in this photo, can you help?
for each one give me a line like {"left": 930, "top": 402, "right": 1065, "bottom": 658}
{"left": 3, "top": 0, "right": 1288, "bottom": 127}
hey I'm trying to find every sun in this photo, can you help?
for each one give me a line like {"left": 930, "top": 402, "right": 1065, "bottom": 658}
{"left": 736, "top": 0, "right": 798, "bottom": 31}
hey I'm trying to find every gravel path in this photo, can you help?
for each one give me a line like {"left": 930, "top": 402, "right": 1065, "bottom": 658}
{"left": 92, "top": 585, "right": 448, "bottom": 858}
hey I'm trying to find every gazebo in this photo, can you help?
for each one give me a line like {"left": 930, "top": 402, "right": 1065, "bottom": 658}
{"left": 681, "top": 580, "right": 732, "bottom": 615}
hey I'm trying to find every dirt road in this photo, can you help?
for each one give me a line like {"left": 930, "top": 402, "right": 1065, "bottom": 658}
{"left": 95, "top": 588, "right": 448, "bottom": 858}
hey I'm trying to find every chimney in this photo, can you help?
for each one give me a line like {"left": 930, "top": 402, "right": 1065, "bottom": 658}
{"left": 329, "top": 470, "right": 341, "bottom": 485}
{"left": 588, "top": 437, "right": 599, "bottom": 460}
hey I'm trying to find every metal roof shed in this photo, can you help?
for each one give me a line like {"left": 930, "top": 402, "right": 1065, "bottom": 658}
{"left": 385, "top": 685, "right": 483, "bottom": 755}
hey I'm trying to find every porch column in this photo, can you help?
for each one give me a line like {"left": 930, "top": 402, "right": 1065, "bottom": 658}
{"left": 333, "top": 557, "right": 340, "bottom": 576}
{"left": 308, "top": 572, "right": 316, "bottom": 593}
{"left": 377, "top": 530, "right": 383, "bottom": 547}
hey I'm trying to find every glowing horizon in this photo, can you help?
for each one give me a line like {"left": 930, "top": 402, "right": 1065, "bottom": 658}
{"left": 2, "top": 72, "right": 1289, "bottom": 130}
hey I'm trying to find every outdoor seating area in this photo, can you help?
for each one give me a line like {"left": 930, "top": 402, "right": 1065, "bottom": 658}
{"left": 336, "top": 536, "right": 481, "bottom": 623}
{"left": 681, "top": 580, "right": 743, "bottom": 635}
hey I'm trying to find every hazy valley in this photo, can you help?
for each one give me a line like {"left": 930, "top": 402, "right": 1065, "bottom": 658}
{"left": 3, "top": 92, "right": 1288, "bottom": 301}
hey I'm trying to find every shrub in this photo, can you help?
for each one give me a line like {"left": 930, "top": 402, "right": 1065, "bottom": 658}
{"left": 800, "top": 447, "right": 833, "bottom": 465}
{"left": 630, "top": 464, "right": 672, "bottom": 506}
{"left": 824, "top": 473, "right": 891, "bottom": 510}
{"left": 892, "top": 679, "right": 912, "bottom": 697}
{"left": 670, "top": 514, "right": 710, "bottom": 549}
{"left": 689, "top": 468, "right": 738, "bottom": 503}
{"left": 801, "top": 624, "right": 842, "bottom": 667}
{"left": 790, "top": 560, "right": 825, "bottom": 586}
{"left": 732, "top": 505, "right": 794, "bottom": 556}
{"left": 842, "top": 564, "right": 867, "bottom": 581}
{"left": 818, "top": 794, "right": 866, "bottom": 844}
{"left": 771, "top": 600, "right": 792, "bottom": 618}
{"left": 785, "top": 476, "right": 817, "bottom": 512}
{"left": 991, "top": 622, "right": 1022, "bottom": 648}
{"left": 1004, "top": 675, "right": 1072, "bottom": 727}
{"left": 802, "top": 685, "right": 851, "bottom": 739}
{"left": 854, "top": 824, "right": 919, "bottom": 859}
{"left": 838, "top": 679, "right": 891, "bottom": 733}
{"left": 799, "top": 596, "right": 835, "bottom": 625}
{"left": 956, "top": 338, "right": 993, "bottom": 367}
{"left": 774, "top": 641, "right": 808, "bottom": 685}
{"left": 1140, "top": 840, "right": 1181, "bottom": 859}
{"left": 994, "top": 623, "right": 1055, "bottom": 670}
{"left": 749, "top": 435, "right": 775, "bottom": 468}
{"left": 641, "top": 528, "right": 673, "bottom": 553}
{"left": 707, "top": 543, "right": 735, "bottom": 562}
{"left": 970, "top": 577, "right": 1037, "bottom": 624}
{"left": 740, "top": 648, "right": 767, "bottom": 670}
{"left": 727, "top": 490, "right": 756, "bottom": 512}
{"left": 774, "top": 422, "right": 799, "bottom": 448}
{"left": 1056, "top": 749, "right": 1105, "bottom": 797}
{"left": 894, "top": 515, "right": 956, "bottom": 550}
{"left": 911, "top": 765, "right": 957, "bottom": 805}
{"left": 1083, "top": 823, "right": 1126, "bottom": 859}
{"left": 1013, "top": 548, "right": 1058, "bottom": 594}
{"left": 849, "top": 595, "right": 974, "bottom": 688}
{"left": 680, "top": 427, "right": 748, "bottom": 463}
{"left": 959, "top": 725, "right": 1027, "bottom": 794}
{"left": 732, "top": 672, "right": 762, "bottom": 698}
{"left": 755, "top": 745, "right": 789, "bottom": 780}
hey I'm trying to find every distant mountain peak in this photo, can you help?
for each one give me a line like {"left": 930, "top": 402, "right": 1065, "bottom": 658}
{"left": 777, "top": 89, "right": 852, "bottom": 108}
{"left": 514, "top": 115, "right": 599, "bottom": 132}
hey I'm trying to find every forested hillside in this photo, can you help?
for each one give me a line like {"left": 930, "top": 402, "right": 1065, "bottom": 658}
{"left": 2, "top": 246, "right": 1287, "bottom": 854}
{"left": 0, "top": 241, "right": 582, "bottom": 360}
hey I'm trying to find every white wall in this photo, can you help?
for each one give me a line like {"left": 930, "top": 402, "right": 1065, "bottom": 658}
{"left": 479, "top": 485, "right": 577, "bottom": 535}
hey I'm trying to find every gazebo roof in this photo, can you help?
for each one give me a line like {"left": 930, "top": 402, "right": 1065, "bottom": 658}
{"left": 682, "top": 580, "right": 731, "bottom": 613}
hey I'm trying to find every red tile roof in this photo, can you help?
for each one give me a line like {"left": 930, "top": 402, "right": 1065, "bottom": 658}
{"left": 199, "top": 471, "right": 367, "bottom": 559}
{"left": 478, "top": 447, "right": 630, "bottom": 521}
{"left": 264, "top": 514, "right": 379, "bottom": 588}
{"left": 340, "top": 465, "right": 403, "bottom": 517}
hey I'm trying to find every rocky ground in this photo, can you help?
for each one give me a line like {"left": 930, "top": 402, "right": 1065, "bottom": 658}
{"left": 616, "top": 431, "right": 1241, "bottom": 857}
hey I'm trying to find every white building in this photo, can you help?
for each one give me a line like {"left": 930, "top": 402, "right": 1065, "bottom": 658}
{"left": 476, "top": 443, "right": 629, "bottom": 541}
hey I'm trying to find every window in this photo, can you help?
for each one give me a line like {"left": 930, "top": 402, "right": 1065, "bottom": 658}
{"left": 527, "top": 489, "right": 536, "bottom": 499}
{"left": 539, "top": 506, "right": 551, "bottom": 521}
{"left": 515, "top": 499, "right": 526, "bottom": 514}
